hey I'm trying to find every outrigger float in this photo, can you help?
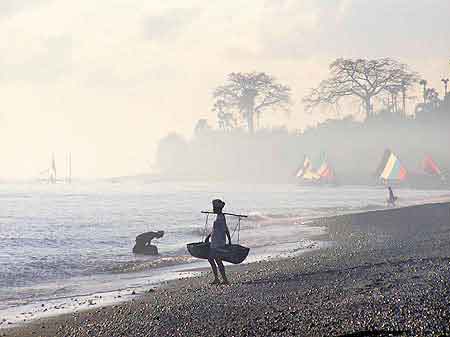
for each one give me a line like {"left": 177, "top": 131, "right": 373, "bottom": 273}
{"left": 187, "top": 211, "right": 250, "bottom": 264}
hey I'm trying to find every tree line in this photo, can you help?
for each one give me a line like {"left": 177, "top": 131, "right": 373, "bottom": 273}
{"left": 209, "top": 57, "right": 450, "bottom": 133}
{"left": 155, "top": 57, "right": 450, "bottom": 183}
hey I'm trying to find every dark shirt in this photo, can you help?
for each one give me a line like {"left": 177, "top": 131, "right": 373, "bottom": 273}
{"left": 211, "top": 214, "right": 227, "bottom": 248}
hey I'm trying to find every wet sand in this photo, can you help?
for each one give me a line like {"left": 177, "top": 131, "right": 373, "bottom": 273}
{"left": 3, "top": 202, "right": 450, "bottom": 337}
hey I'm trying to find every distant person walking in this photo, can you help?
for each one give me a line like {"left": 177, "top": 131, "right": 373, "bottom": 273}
{"left": 204, "top": 199, "right": 231, "bottom": 285}
{"left": 387, "top": 186, "right": 397, "bottom": 207}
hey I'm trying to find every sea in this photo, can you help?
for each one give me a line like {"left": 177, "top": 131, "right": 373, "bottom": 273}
{"left": 0, "top": 181, "right": 448, "bottom": 325}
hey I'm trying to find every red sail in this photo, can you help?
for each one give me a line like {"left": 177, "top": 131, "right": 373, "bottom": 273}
{"left": 423, "top": 155, "right": 441, "bottom": 176}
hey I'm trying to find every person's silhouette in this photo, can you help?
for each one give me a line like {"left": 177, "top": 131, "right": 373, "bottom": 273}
{"left": 204, "top": 199, "right": 231, "bottom": 285}
{"left": 387, "top": 186, "right": 397, "bottom": 207}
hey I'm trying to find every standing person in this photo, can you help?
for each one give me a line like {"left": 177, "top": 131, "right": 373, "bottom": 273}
{"left": 204, "top": 199, "right": 231, "bottom": 285}
{"left": 387, "top": 186, "right": 397, "bottom": 206}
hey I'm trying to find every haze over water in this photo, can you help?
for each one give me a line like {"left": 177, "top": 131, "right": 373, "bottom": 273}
{"left": 1, "top": 1, "right": 450, "bottom": 333}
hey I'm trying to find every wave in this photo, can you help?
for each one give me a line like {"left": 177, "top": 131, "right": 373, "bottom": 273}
{"left": 184, "top": 227, "right": 207, "bottom": 237}
{"left": 246, "top": 212, "right": 303, "bottom": 222}
{"left": 109, "top": 255, "right": 197, "bottom": 274}
{"left": 357, "top": 203, "right": 385, "bottom": 211}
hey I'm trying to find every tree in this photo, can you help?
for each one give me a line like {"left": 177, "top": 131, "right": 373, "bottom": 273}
{"left": 425, "top": 88, "right": 440, "bottom": 109}
{"left": 214, "top": 98, "right": 237, "bottom": 131}
{"left": 441, "top": 78, "right": 448, "bottom": 97}
{"left": 212, "top": 72, "right": 291, "bottom": 133}
{"left": 385, "top": 84, "right": 402, "bottom": 113}
{"left": 303, "top": 58, "right": 419, "bottom": 118}
{"left": 419, "top": 79, "right": 428, "bottom": 103}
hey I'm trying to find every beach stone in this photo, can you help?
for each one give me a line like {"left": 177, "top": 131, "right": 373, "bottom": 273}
{"left": 6, "top": 203, "right": 450, "bottom": 337}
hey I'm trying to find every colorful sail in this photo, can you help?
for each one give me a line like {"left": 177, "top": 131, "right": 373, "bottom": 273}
{"left": 302, "top": 170, "right": 321, "bottom": 181}
{"left": 317, "top": 162, "right": 335, "bottom": 180}
{"left": 296, "top": 154, "right": 336, "bottom": 182}
{"left": 296, "top": 156, "right": 320, "bottom": 181}
{"left": 296, "top": 156, "right": 311, "bottom": 178}
{"left": 375, "top": 149, "right": 392, "bottom": 177}
{"left": 315, "top": 152, "right": 336, "bottom": 182}
{"left": 380, "top": 151, "right": 407, "bottom": 181}
{"left": 423, "top": 155, "right": 441, "bottom": 176}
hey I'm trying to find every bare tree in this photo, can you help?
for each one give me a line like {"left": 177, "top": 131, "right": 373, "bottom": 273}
{"left": 212, "top": 72, "right": 291, "bottom": 133}
{"left": 303, "top": 58, "right": 419, "bottom": 118}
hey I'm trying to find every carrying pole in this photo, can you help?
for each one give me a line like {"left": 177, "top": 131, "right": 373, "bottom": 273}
{"left": 201, "top": 211, "right": 248, "bottom": 218}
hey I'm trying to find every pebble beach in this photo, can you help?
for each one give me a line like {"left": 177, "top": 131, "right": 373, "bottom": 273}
{"left": 3, "top": 202, "right": 450, "bottom": 337}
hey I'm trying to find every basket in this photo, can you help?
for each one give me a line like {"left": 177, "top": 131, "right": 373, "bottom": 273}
{"left": 186, "top": 242, "right": 250, "bottom": 264}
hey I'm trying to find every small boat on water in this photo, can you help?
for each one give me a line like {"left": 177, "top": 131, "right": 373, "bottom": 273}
{"left": 376, "top": 149, "right": 408, "bottom": 185}
{"left": 408, "top": 154, "right": 448, "bottom": 189}
{"left": 295, "top": 154, "right": 337, "bottom": 185}
{"left": 316, "top": 158, "right": 336, "bottom": 185}
{"left": 423, "top": 154, "right": 442, "bottom": 176}
{"left": 38, "top": 152, "right": 72, "bottom": 184}
{"left": 375, "top": 149, "right": 448, "bottom": 189}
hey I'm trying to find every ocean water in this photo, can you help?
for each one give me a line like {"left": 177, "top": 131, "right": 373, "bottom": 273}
{"left": 0, "top": 181, "right": 448, "bottom": 315}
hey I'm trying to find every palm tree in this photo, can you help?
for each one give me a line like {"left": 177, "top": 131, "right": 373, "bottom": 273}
{"left": 419, "top": 79, "right": 427, "bottom": 103}
{"left": 441, "top": 78, "right": 449, "bottom": 97}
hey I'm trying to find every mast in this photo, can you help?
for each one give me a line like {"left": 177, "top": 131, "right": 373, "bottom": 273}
{"left": 49, "top": 153, "right": 57, "bottom": 184}
{"left": 66, "top": 152, "right": 72, "bottom": 184}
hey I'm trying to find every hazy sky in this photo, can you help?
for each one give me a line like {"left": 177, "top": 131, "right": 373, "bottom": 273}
{"left": 0, "top": 0, "right": 449, "bottom": 178}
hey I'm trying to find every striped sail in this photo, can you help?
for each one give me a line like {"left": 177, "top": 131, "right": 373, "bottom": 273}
{"left": 380, "top": 152, "right": 407, "bottom": 181}
{"left": 296, "top": 155, "right": 335, "bottom": 182}
{"left": 296, "top": 156, "right": 320, "bottom": 180}
{"left": 296, "top": 156, "right": 311, "bottom": 178}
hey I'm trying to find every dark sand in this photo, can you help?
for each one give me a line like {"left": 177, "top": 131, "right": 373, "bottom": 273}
{"left": 3, "top": 202, "right": 450, "bottom": 337}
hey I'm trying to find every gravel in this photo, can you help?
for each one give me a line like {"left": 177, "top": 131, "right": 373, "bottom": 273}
{"left": 4, "top": 203, "right": 450, "bottom": 337}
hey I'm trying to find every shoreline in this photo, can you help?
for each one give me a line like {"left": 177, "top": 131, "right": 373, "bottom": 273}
{"left": 3, "top": 201, "right": 450, "bottom": 336}
{"left": 0, "top": 228, "right": 326, "bottom": 330}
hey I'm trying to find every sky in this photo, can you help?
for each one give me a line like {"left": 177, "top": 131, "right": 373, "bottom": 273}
{"left": 0, "top": 0, "right": 449, "bottom": 178}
